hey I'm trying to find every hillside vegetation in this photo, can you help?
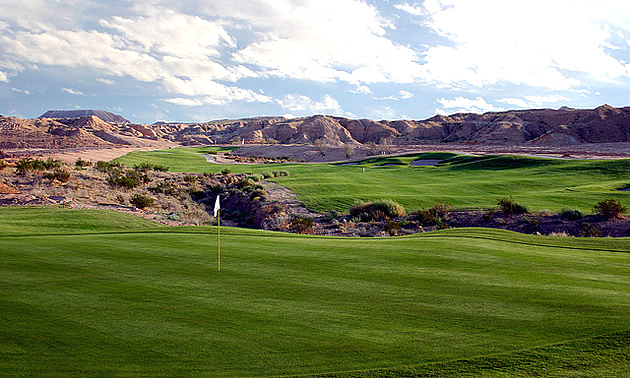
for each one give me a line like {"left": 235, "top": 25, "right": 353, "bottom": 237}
{"left": 117, "top": 149, "right": 630, "bottom": 214}
{"left": 1, "top": 207, "right": 629, "bottom": 376}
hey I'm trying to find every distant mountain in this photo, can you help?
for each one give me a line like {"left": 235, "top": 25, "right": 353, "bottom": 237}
{"left": 3, "top": 105, "right": 630, "bottom": 150}
{"left": 0, "top": 115, "right": 162, "bottom": 150}
{"left": 39, "top": 110, "right": 130, "bottom": 124}
{"left": 151, "top": 105, "right": 630, "bottom": 146}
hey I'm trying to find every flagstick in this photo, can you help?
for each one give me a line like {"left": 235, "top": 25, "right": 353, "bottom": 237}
{"left": 217, "top": 210, "right": 221, "bottom": 272}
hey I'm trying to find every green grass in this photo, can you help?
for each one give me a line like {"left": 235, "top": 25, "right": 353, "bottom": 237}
{"left": 0, "top": 206, "right": 164, "bottom": 235}
{"left": 116, "top": 149, "right": 630, "bottom": 214}
{"left": 1, "top": 207, "right": 629, "bottom": 376}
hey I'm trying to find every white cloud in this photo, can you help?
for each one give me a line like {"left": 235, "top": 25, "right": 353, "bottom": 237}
{"left": 62, "top": 88, "right": 85, "bottom": 96}
{"left": 350, "top": 85, "right": 372, "bottom": 95}
{"left": 376, "top": 90, "right": 415, "bottom": 100}
{"left": 277, "top": 94, "right": 343, "bottom": 115}
{"left": 498, "top": 95, "right": 570, "bottom": 108}
{"left": 497, "top": 98, "right": 530, "bottom": 108}
{"left": 394, "top": 3, "right": 425, "bottom": 16}
{"left": 369, "top": 106, "right": 399, "bottom": 120}
{"left": 399, "top": 90, "right": 414, "bottom": 99}
{"left": 410, "top": 0, "right": 630, "bottom": 90}
{"left": 11, "top": 87, "right": 30, "bottom": 94}
{"left": 163, "top": 98, "right": 205, "bottom": 106}
{"left": 97, "top": 78, "right": 115, "bottom": 85}
{"left": 229, "top": 0, "right": 423, "bottom": 84}
{"left": 99, "top": 9, "right": 235, "bottom": 60}
{"left": 0, "top": 6, "right": 270, "bottom": 105}
{"left": 0, "top": 71, "right": 7, "bottom": 82}
{"left": 437, "top": 96, "right": 502, "bottom": 114}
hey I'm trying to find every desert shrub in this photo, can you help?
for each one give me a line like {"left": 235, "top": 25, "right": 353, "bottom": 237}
{"left": 430, "top": 202, "right": 451, "bottom": 219}
{"left": 43, "top": 158, "right": 63, "bottom": 170}
{"left": 249, "top": 188, "right": 267, "bottom": 201}
{"left": 130, "top": 193, "right": 155, "bottom": 209}
{"left": 436, "top": 220, "right": 450, "bottom": 230}
{"left": 95, "top": 160, "right": 108, "bottom": 172}
{"left": 15, "top": 158, "right": 45, "bottom": 174}
{"left": 95, "top": 160, "right": 122, "bottom": 173}
{"left": 415, "top": 209, "right": 438, "bottom": 226}
{"left": 290, "top": 214, "right": 313, "bottom": 234}
{"left": 108, "top": 174, "right": 140, "bottom": 189}
{"left": 75, "top": 158, "right": 92, "bottom": 170}
{"left": 560, "top": 208, "right": 585, "bottom": 221}
{"left": 133, "top": 162, "right": 169, "bottom": 172}
{"left": 188, "top": 188, "right": 206, "bottom": 200}
{"left": 271, "top": 203, "right": 285, "bottom": 213}
{"left": 594, "top": 198, "right": 626, "bottom": 219}
{"left": 323, "top": 210, "right": 340, "bottom": 223}
{"left": 133, "top": 162, "right": 152, "bottom": 172}
{"left": 384, "top": 219, "right": 402, "bottom": 236}
{"left": 579, "top": 223, "right": 602, "bottom": 237}
{"left": 107, "top": 170, "right": 150, "bottom": 189}
{"left": 262, "top": 214, "right": 289, "bottom": 230}
{"left": 183, "top": 175, "right": 198, "bottom": 184}
{"left": 149, "top": 181, "right": 181, "bottom": 196}
{"left": 236, "top": 178, "right": 255, "bottom": 189}
{"left": 46, "top": 168, "right": 71, "bottom": 183}
{"left": 0, "top": 159, "right": 8, "bottom": 170}
{"left": 482, "top": 210, "right": 495, "bottom": 223}
{"left": 221, "top": 168, "right": 231, "bottom": 176}
{"left": 208, "top": 184, "right": 222, "bottom": 194}
{"left": 262, "top": 172, "right": 273, "bottom": 179}
{"left": 415, "top": 202, "right": 451, "bottom": 226}
{"left": 272, "top": 170, "right": 289, "bottom": 177}
{"left": 247, "top": 174, "right": 263, "bottom": 182}
{"left": 497, "top": 196, "right": 528, "bottom": 215}
{"left": 350, "top": 199, "right": 405, "bottom": 221}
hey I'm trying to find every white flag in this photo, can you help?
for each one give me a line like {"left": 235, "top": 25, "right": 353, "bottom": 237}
{"left": 213, "top": 195, "right": 220, "bottom": 217}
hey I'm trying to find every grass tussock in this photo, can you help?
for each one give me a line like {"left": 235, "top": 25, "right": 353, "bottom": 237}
{"left": 350, "top": 199, "right": 405, "bottom": 221}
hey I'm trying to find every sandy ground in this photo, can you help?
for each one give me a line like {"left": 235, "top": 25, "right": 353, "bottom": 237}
{"left": 3, "top": 140, "right": 177, "bottom": 164}
{"left": 5, "top": 141, "right": 630, "bottom": 166}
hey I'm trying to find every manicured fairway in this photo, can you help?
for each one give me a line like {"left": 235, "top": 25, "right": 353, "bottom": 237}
{"left": 116, "top": 148, "right": 630, "bottom": 213}
{"left": 1, "top": 208, "right": 629, "bottom": 376}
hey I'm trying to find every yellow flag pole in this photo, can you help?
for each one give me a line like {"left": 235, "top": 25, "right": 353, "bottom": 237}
{"left": 218, "top": 210, "right": 221, "bottom": 272}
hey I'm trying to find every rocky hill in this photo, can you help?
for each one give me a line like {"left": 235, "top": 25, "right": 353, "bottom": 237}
{"left": 151, "top": 105, "right": 630, "bottom": 146}
{"left": 2, "top": 105, "right": 630, "bottom": 151}
{"left": 39, "top": 110, "right": 130, "bottom": 124}
{"left": 0, "top": 114, "right": 167, "bottom": 150}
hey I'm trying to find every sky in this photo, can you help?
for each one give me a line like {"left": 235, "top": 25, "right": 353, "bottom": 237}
{"left": 1, "top": 0, "right": 630, "bottom": 124}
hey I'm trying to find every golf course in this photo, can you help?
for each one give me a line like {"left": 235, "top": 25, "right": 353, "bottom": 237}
{"left": 117, "top": 147, "right": 630, "bottom": 213}
{"left": 1, "top": 149, "right": 629, "bottom": 376}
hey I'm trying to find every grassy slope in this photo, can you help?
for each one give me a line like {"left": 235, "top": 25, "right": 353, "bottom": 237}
{"left": 116, "top": 150, "right": 630, "bottom": 213}
{"left": 1, "top": 208, "right": 629, "bottom": 376}
{"left": 0, "top": 206, "right": 164, "bottom": 235}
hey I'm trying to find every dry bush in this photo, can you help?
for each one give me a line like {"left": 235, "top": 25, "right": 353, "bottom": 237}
{"left": 130, "top": 193, "right": 155, "bottom": 209}
{"left": 350, "top": 199, "right": 405, "bottom": 221}
{"left": 594, "top": 198, "right": 626, "bottom": 219}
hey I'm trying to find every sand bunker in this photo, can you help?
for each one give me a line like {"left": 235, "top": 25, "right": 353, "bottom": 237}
{"left": 410, "top": 159, "right": 442, "bottom": 166}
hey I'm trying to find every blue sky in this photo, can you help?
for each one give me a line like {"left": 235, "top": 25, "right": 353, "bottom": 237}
{"left": 1, "top": 0, "right": 630, "bottom": 123}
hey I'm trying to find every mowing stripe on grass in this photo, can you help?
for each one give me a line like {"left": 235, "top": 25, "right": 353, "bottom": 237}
{"left": 2, "top": 216, "right": 629, "bottom": 376}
